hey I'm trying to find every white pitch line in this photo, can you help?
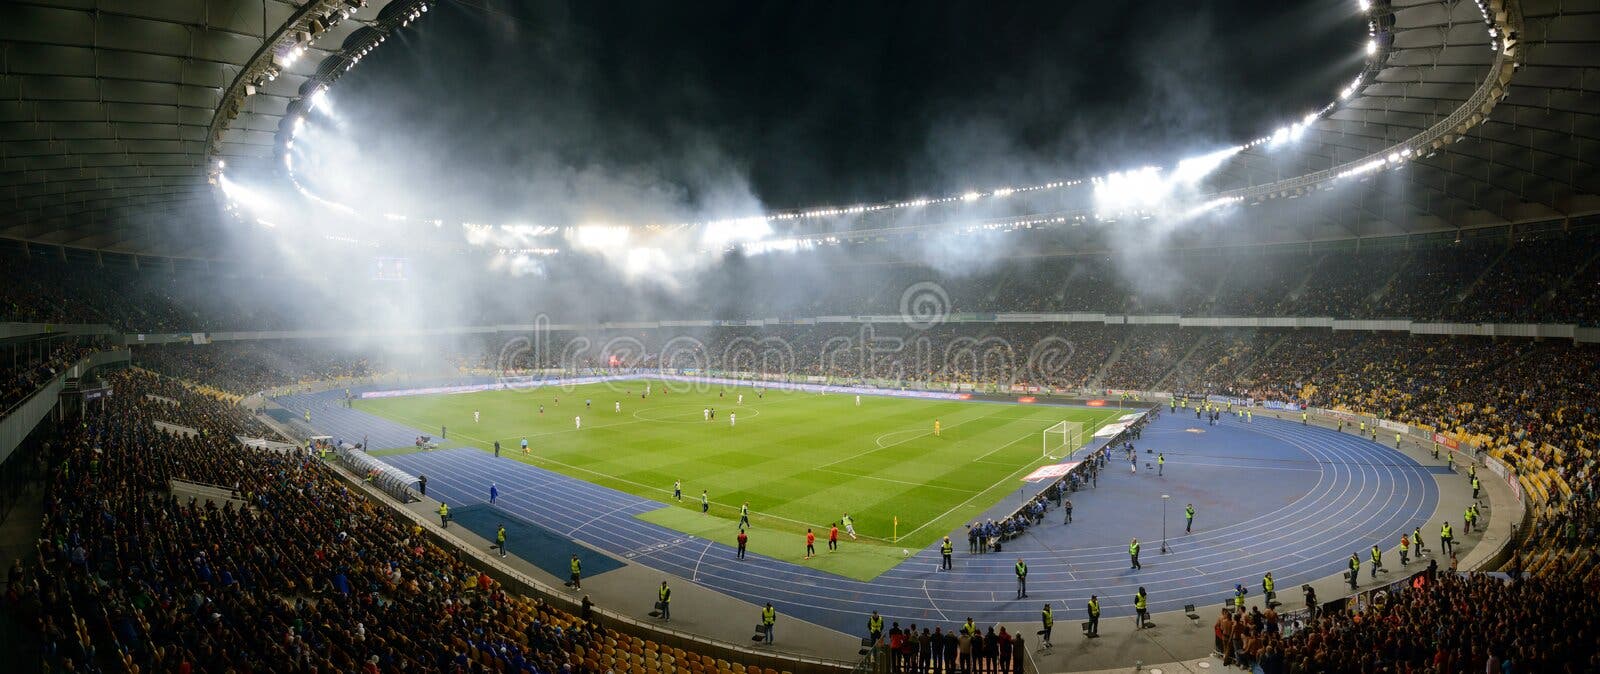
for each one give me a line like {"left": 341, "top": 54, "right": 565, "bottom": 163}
{"left": 972, "top": 428, "right": 1038, "bottom": 462}
{"left": 897, "top": 416, "right": 1114, "bottom": 541}
{"left": 528, "top": 453, "right": 895, "bottom": 542}
{"left": 816, "top": 415, "right": 988, "bottom": 470}
{"left": 815, "top": 467, "right": 980, "bottom": 494}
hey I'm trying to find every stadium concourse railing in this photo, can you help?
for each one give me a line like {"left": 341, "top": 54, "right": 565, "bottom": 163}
{"left": 0, "top": 348, "right": 130, "bottom": 464}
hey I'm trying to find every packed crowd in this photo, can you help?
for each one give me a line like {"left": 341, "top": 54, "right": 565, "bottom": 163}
{"left": 1251, "top": 571, "right": 1598, "bottom": 673}
{"left": 0, "top": 340, "right": 99, "bottom": 412}
{"left": 3, "top": 318, "right": 1599, "bottom": 672}
{"left": 9, "top": 368, "right": 779, "bottom": 674}
{"left": 135, "top": 342, "right": 382, "bottom": 396}
{"left": 8, "top": 224, "right": 1600, "bottom": 332}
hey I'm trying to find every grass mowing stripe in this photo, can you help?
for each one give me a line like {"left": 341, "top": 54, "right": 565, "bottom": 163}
{"left": 353, "top": 378, "right": 1123, "bottom": 581}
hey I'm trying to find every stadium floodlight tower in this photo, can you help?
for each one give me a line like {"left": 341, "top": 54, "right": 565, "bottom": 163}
{"left": 1042, "top": 420, "right": 1083, "bottom": 460}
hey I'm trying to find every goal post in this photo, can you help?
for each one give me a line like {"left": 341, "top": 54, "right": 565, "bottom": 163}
{"left": 1042, "top": 420, "right": 1084, "bottom": 460}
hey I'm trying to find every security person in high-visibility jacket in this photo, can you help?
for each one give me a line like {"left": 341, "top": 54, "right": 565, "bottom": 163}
{"left": 495, "top": 524, "right": 507, "bottom": 558}
{"left": 962, "top": 617, "right": 977, "bottom": 636}
{"left": 1133, "top": 588, "right": 1149, "bottom": 629}
{"left": 1262, "top": 572, "right": 1276, "bottom": 606}
{"left": 1370, "top": 545, "right": 1382, "bottom": 578}
{"left": 1040, "top": 604, "right": 1054, "bottom": 647}
{"left": 570, "top": 555, "right": 582, "bottom": 589}
{"left": 1014, "top": 558, "right": 1029, "bottom": 599}
{"left": 1441, "top": 522, "right": 1455, "bottom": 554}
{"left": 1086, "top": 596, "right": 1100, "bottom": 637}
{"left": 1129, "top": 538, "right": 1142, "bottom": 569}
{"left": 941, "top": 536, "right": 954, "bottom": 571}
{"left": 1472, "top": 476, "right": 1481, "bottom": 498}
{"left": 658, "top": 581, "right": 672, "bottom": 621}
{"left": 867, "top": 611, "right": 883, "bottom": 643}
{"left": 760, "top": 603, "right": 776, "bottom": 643}
{"left": 1347, "top": 552, "right": 1360, "bottom": 589}
{"left": 438, "top": 502, "right": 450, "bottom": 528}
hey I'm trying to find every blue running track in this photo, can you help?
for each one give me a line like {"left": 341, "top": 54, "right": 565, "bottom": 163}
{"left": 285, "top": 390, "right": 1438, "bottom": 637}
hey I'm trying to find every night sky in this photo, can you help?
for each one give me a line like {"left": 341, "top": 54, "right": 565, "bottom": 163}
{"left": 326, "top": 0, "right": 1366, "bottom": 217}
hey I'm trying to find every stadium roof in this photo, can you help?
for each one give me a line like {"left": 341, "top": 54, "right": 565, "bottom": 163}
{"left": 0, "top": 0, "right": 409, "bottom": 257}
{"left": 1207, "top": 0, "right": 1600, "bottom": 238}
{"left": 2, "top": 0, "right": 1597, "bottom": 258}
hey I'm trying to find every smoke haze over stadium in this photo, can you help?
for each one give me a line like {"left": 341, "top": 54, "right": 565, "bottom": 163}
{"left": 228, "top": 0, "right": 1373, "bottom": 331}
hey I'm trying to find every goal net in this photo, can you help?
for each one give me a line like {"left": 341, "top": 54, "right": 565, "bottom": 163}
{"left": 1042, "top": 421, "right": 1084, "bottom": 460}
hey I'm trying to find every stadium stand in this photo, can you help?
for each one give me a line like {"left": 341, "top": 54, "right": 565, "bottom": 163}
{"left": 0, "top": 340, "right": 98, "bottom": 412}
{"left": 3, "top": 301, "right": 1598, "bottom": 673}
{"left": 9, "top": 368, "right": 805, "bottom": 674}
{"left": 11, "top": 225, "right": 1600, "bottom": 330}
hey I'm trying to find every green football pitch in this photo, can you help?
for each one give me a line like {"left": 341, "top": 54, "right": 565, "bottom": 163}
{"left": 355, "top": 379, "right": 1121, "bottom": 580}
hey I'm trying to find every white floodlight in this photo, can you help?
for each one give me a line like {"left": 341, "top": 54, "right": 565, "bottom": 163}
{"left": 570, "top": 225, "right": 631, "bottom": 249}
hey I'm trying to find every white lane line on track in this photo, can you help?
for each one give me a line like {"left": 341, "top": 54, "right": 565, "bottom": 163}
{"left": 399, "top": 438, "right": 1425, "bottom": 621}
{"left": 923, "top": 580, "right": 950, "bottom": 622}
{"left": 378, "top": 414, "right": 1433, "bottom": 620}
{"left": 1174, "top": 459, "right": 1321, "bottom": 473}
{"left": 419, "top": 416, "right": 1382, "bottom": 589}
{"left": 568, "top": 501, "right": 646, "bottom": 536}
{"left": 692, "top": 539, "right": 715, "bottom": 582}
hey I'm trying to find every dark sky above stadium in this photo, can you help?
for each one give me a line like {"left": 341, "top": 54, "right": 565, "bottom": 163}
{"left": 325, "top": 0, "right": 1365, "bottom": 218}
